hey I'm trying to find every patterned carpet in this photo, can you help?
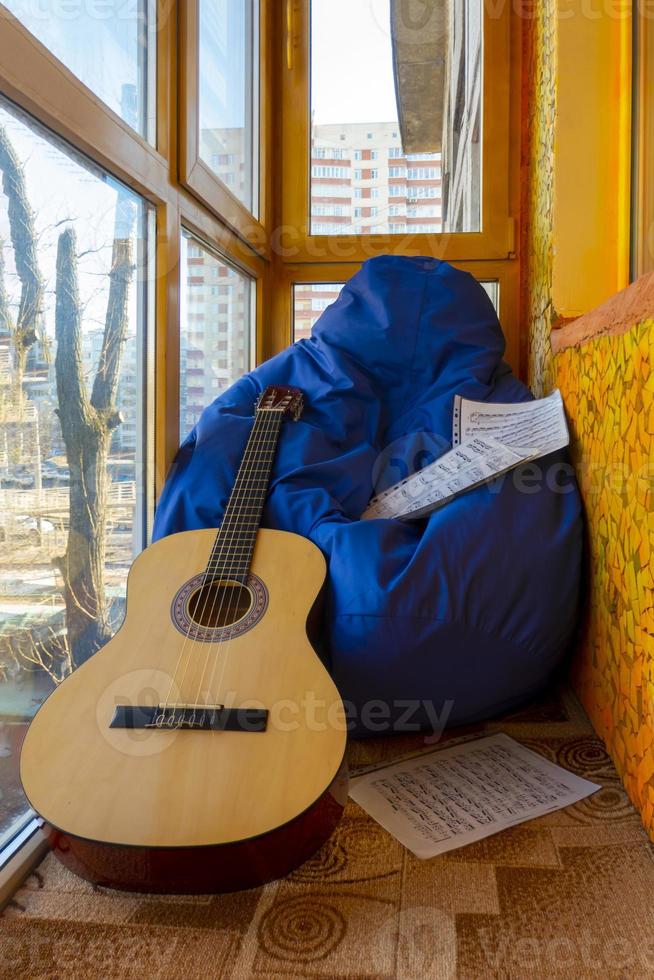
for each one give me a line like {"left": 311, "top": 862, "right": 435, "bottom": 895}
{"left": 1, "top": 686, "right": 654, "bottom": 980}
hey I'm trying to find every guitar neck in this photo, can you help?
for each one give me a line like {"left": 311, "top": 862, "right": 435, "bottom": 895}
{"left": 205, "top": 408, "right": 284, "bottom": 584}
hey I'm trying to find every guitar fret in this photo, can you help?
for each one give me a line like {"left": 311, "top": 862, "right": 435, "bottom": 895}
{"left": 201, "top": 402, "right": 289, "bottom": 581}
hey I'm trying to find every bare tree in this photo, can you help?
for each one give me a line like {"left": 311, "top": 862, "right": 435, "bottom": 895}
{"left": 0, "top": 125, "right": 43, "bottom": 393}
{"left": 0, "top": 123, "right": 135, "bottom": 673}
{"left": 53, "top": 212, "right": 135, "bottom": 666}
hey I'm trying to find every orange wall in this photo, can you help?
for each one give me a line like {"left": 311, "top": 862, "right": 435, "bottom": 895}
{"left": 523, "top": 0, "right": 631, "bottom": 392}
{"left": 524, "top": 5, "right": 654, "bottom": 836}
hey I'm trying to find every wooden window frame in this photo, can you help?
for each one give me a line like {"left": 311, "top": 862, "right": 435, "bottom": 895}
{"left": 0, "top": 0, "right": 269, "bottom": 489}
{"left": 280, "top": 0, "right": 515, "bottom": 265}
{"left": 178, "top": 223, "right": 260, "bottom": 438}
{"left": 273, "top": 259, "right": 519, "bottom": 375}
{"left": 631, "top": 4, "right": 654, "bottom": 280}
{"left": 179, "top": 0, "right": 273, "bottom": 259}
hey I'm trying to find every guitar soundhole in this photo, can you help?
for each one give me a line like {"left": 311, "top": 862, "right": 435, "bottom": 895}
{"left": 187, "top": 581, "right": 253, "bottom": 629}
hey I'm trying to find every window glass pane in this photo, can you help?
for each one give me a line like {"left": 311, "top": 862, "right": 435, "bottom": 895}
{"left": 0, "top": 98, "right": 152, "bottom": 848}
{"left": 481, "top": 279, "right": 499, "bottom": 311}
{"left": 293, "top": 278, "right": 498, "bottom": 342}
{"left": 1, "top": 0, "right": 155, "bottom": 141}
{"left": 199, "top": 0, "right": 259, "bottom": 217}
{"left": 180, "top": 232, "right": 253, "bottom": 440}
{"left": 310, "top": 0, "right": 482, "bottom": 235}
{"left": 293, "top": 283, "right": 345, "bottom": 341}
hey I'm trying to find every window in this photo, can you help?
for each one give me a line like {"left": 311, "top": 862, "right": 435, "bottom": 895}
{"left": 354, "top": 150, "right": 362, "bottom": 160}
{"left": 312, "top": 165, "right": 350, "bottom": 179}
{"left": 313, "top": 204, "right": 346, "bottom": 216}
{"left": 389, "top": 186, "right": 407, "bottom": 197}
{"left": 313, "top": 147, "right": 345, "bottom": 159}
{"left": 308, "top": 0, "right": 482, "bottom": 236}
{"left": 2, "top": 0, "right": 156, "bottom": 140}
{"left": 407, "top": 168, "right": 440, "bottom": 180}
{"left": 293, "top": 283, "right": 345, "bottom": 341}
{"left": 481, "top": 280, "right": 500, "bottom": 311}
{"left": 408, "top": 186, "right": 438, "bottom": 199}
{"left": 180, "top": 233, "right": 253, "bottom": 441}
{"left": 292, "top": 276, "right": 497, "bottom": 349}
{"left": 0, "top": 97, "right": 152, "bottom": 849}
{"left": 371, "top": 188, "right": 379, "bottom": 198}
{"left": 198, "top": 0, "right": 259, "bottom": 216}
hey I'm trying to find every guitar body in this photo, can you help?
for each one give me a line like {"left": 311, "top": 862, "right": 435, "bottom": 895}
{"left": 20, "top": 527, "right": 348, "bottom": 893}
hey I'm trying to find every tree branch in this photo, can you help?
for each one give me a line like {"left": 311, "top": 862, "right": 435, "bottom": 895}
{"left": 0, "top": 124, "right": 43, "bottom": 369}
{"left": 54, "top": 226, "right": 94, "bottom": 435}
{"left": 91, "top": 236, "right": 134, "bottom": 413}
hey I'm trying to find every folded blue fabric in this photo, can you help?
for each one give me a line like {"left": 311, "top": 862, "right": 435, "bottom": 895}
{"left": 154, "top": 256, "right": 582, "bottom": 736}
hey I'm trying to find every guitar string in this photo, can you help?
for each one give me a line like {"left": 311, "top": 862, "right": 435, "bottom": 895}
{"left": 196, "top": 409, "right": 277, "bottom": 723}
{"left": 158, "top": 408, "right": 272, "bottom": 725}
{"left": 193, "top": 409, "right": 280, "bottom": 720}
{"left": 199, "top": 411, "right": 283, "bottom": 720}
{"left": 173, "top": 409, "right": 275, "bottom": 725}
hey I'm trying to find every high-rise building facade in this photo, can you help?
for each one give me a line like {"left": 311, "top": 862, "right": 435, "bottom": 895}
{"left": 180, "top": 236, "right": 251, "bottom": 440}
{"left": 311, "top": 122, "right": 442, "bottom": 237}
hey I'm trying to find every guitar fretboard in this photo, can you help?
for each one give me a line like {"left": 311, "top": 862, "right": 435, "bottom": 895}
{"left": 206, "top": 409, "right": 284, "bottom": 583}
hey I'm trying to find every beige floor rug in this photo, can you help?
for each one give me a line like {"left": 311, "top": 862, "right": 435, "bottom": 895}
{"left": 1, "top": 686, "right": 653, "bottom": 980}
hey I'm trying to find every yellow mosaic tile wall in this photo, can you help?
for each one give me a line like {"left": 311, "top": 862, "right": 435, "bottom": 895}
{"left": 523, "top": 0, "right": 557, "bottom": 395}
{"left": 556, "top": 320, "right": 654, "bottom": 839}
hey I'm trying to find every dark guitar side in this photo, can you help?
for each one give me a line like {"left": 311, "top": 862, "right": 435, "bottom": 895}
{"left": 43, "top": 759, "right": 348, "bottom": 894}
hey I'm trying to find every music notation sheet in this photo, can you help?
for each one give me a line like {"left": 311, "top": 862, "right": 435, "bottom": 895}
{"left": 453, "top": 388, "right": 569, "bottom": 456}
{"left": 361, "top": 436, "right": 533, "bottom": 521}
{"left": 349, "top": 733, "right": 599, "bottom": 859}
{"left": 362, "top": 389, "right": 569, "bottom": 522}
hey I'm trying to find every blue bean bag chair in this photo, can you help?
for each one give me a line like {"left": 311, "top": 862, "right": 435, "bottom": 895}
{"left": 154, "top": 256, "right": 582, "bottom": 736}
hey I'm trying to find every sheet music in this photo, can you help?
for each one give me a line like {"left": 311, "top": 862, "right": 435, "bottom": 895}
{"left": 453, "top": 388, "right": 569, "bottom": 456}
{"left": 361, "top": 436, "right": 532, "bottom": 521}
{"left": 349, "top": 733, "right": 599, "bottom": 859}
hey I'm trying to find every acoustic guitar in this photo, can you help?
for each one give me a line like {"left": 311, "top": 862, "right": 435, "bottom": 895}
{"left": 20, "top": 386, "right": 348, "bottom": 893}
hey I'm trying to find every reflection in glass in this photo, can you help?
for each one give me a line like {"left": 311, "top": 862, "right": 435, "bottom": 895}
{"left": 310, "top": 0, "right": 482, "bottom": 235}
{"left": 180, "top": 232, "right": 253, "bottom": 441}
{"left": 2, "top": 0, "right": 155, "bottom": 140}
{"left": 0, "top": 98, "right": 152, "bottom": 848}
{"left": 199, "top": 0, "right": 259, "bottom": 216}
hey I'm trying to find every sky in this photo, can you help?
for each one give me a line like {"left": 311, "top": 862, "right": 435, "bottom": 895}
{"left": 311, "top": 0, "right": 399, "bottom": 126}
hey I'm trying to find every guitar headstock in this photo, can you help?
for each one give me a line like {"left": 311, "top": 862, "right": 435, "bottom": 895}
{"left": 256, "top": 386, "right": 304, "bottom": 421}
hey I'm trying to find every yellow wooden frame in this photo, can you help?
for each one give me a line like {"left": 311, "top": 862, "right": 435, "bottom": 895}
{"left": 273, "top": 259, "right": 520, "bottom": 375}
{"left": 280, "top": 0, "right": 515, "bottom": 264}
{"left": 632, "top": 5, "right": 654, "bottom": 280}
{"left": 178, "top": 0, "right": 273, "bottom": 258}
{"left": 0, "top": 0, "right": 269, "bottom": 493}
{"left": 0, "top": 0, "right": 522, "bottom": 490}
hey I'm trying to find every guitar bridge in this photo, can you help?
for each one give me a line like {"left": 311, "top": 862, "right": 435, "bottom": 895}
{"left": 109, "top": 704, "right": 268, "bottom": 732}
